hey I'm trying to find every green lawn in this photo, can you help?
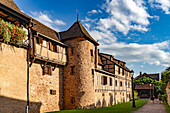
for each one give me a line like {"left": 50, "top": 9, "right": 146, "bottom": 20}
{"left": 163, "top": 102, "right": 170, "bottom": 113}
{"left": 47, "top": 99, "right": 148, "bottom": 113}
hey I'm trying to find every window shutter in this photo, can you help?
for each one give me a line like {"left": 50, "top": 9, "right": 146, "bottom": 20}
{"left": 50, "top": 42, "right": 53, "bottom": 51}
{"left": 50, "top": 67, "right": 52, "bottom": 75}
{"left": 39, "top": 37, "right": 43, "bottom": 44}
{"left": 101, "top": 76, "right": 103, "bottom": 85}
{"left": 56, "top": 45, "right": 60, "bottom": 52}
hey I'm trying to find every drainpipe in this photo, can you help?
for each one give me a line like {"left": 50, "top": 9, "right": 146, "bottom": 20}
{"left": 27, "top": 20, "right": 32, "bottom": 113}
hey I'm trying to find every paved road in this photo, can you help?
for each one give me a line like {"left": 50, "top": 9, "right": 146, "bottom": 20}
{"left": 133, "top": 99, "right": 167, "bottom": 113}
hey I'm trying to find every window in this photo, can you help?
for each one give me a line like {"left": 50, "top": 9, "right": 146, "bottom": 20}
{"left": 110, "top": 78, "right": 112, "bottom": 86}
{"left": 71, "top": 96, "right": 75, "bottom": 104}
{"left": 118, "top": 67, "right": 120, "bottom": 74}
{"left": 43, "top": 66, "right": 52, "bottom": 75}
{"left": 49, "top": 42, "right": 53, "bottom": 51}
{"left": 120, "top": 81, "right": 122, "bottom": 87}
{"left": 90, "top": 49, "right": 93, "bottom": 56}
{"left": 36, "top": 37, "right": 43, "bottom": 45}
{"left": 128, "top": 82, "right": 130, "bottom": 88}
{"left": 70, "top": 66, "right": 75, "bottom": 75}
{"left": 101, "top": 76, "right": 107, "bottom": 85}
{"left": 122, "top": 69, "right": 124, "bottom": 75}
{"left": 115, "top": 80, "right": 117, "bottom": 86}
{"left": 71, "top": 47, "right": 74, "bottom": 55}
{"left": 92, "top": 69, "right": 94, "bottom": 75}
{"left": 90, "top": 49, "right": 94, "bottom": 62}
{"left": 50, "top": 90, "right": 56, "bottom": 95}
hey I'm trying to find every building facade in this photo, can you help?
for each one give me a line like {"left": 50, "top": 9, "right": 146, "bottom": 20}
{"left": 0, "top": 0, "right": 132, "bottom": 113}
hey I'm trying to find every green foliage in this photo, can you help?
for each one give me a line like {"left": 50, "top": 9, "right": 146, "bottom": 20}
{"left": 161, "top": 70, "right": 170, "bottom": 94}
{"left": 0, "top": 19, "right": 26, "bottom": 46}
{"left": 47, "top": 99, "right": 148, "bottom": 113}
{"left": 134, "top": 91, "right": 139, "bottom": 100}
{"left": 162, "top": 94, "right": 167, "bottom": 102}
{"left": 163, "top": 101, "right": 170, "bottom": 113}
{"left": 134, "top": 76, "right": 164, "bottom": 97}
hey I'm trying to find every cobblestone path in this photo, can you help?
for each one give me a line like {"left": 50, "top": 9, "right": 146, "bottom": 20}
{"left": 133, "top": 99, "right": 167, "bottom": 113}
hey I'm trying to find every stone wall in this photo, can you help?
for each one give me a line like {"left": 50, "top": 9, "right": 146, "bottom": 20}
{"left": 0, "top": 43, "right": 64, "bottom": 113}
{"left": 0, "top": 43, "right": 27, "bottom": 113}
{"left": 63, "top": 38, "right": 95, "bottom": 109}
{"left": 29, "top": 63, "right": 64, "bottom": 113}
{"left": 166, "top": 82, "right": 170, "bottom": 105}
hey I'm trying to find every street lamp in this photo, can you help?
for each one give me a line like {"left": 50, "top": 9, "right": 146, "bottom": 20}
{"left": 131, "top": 70, "right": 136, "bottom": 108}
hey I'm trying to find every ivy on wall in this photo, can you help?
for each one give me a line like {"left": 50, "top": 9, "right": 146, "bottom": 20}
{"left": 0, "top": 19, "right": 26, "bottom": 46}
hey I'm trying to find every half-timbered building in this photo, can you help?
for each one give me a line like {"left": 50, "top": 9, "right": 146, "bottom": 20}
{"left": 0, "top": 0, "right": 132, "bottom": 112}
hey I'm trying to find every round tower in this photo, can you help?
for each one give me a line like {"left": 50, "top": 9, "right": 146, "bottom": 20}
{"left": 60, "top": 21, "right": 99, "bottom": 109}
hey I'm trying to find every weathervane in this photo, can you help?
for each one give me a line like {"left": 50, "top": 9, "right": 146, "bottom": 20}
{"left": 76, "top": 10, "right": 79, "bottom": 21}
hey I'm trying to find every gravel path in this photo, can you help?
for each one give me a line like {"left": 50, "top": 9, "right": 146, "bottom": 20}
{"left": 133, "top": 99, "right": 167, "bottom": 113}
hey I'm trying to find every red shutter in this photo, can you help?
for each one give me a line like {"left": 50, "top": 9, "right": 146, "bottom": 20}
{"left": 39, "top": 37, "right": 42, "bottom": 44}
{"left": 50, "top": 67, "right": 52, "bottom": 75}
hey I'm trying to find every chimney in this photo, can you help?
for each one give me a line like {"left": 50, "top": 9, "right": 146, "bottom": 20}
{"left": 140, "top": 72, "right": 142, "bottom": 76}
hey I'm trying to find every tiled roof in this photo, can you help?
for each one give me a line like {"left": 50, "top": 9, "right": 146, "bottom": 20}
{"left": 59, "top": 21, "right": 99, "bottom": 46}
{"left": 134, "top": 73, "right": 159, "bottom": 81}
{"left": 135, "top": 84, "right": 154, "bottom": 90}
{"left": 148, "top": 73, "right": 159, "bottom": 81}
{"left": 0, "top": 0, "right": 20, "bottom": 12}
{"left": 98, "top": 55, "right": 103, "bottom": 65}
{"left": 0, "top": 0, "right": 59, "bottom": 41}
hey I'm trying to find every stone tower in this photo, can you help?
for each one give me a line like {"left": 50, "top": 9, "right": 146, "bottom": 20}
{"left": 60, "top": 20, "right": 99, "bottom": 109}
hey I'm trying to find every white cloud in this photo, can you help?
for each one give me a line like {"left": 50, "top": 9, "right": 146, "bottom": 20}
{"left": 82, "top": 0, "right": 170, "bottom": 68}
{"left": 141, "top": 65, "right": 144, "bottom": 67}
{"left": 88, "top": 9, "right": 98, "bottom": 14}
{"left": 149, "top": 0, "right": 170, "bottom": 14}
{"left": 99, "top": 40, "right": 170, "bottom": 67}
{"left": 30, "top": 11, "right": 66, "bottom": 31}
{"left": 94, "top": 0, "right": 152, "bottom": 35}
{"left": 54, "top": 19, "right": 66, "bottom": 25}
{"left": 88, "top": 9, "right": 103, "bottom": 14}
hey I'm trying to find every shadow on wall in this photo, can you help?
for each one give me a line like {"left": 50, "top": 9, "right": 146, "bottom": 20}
{"left": 0, "top": 96, "right": 42, "bottom": 113}
{"left": 102, "top": 98, "right": 106, "bottom": 107}
{"left": 110, "top": 95, "right": 113, "bottom": 106}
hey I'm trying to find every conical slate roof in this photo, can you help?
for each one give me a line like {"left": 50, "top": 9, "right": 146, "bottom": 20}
{"left": 60, "top": 21, "right": 99, "bottom": 46}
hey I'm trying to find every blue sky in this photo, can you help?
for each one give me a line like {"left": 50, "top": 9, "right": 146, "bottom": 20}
{"left": 14, "top": 0, "right": 170, "bottom": 77}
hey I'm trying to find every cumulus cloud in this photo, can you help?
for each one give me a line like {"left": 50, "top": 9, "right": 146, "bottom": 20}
{"left": 88, "top": 9, "right": 102, "bottom": 14}
{"left": 95, "top": 0, "right": 152, "bottom": 35}
{"left": 54, "top": 19, "right": 66, "bottom": 25}
{"left": 99, "top": 40, "right": 170, "bottom": 67}
{"left": 82, "top": 0, "right": 170, "bottom": 67}
{"left": 149, "top": 0, "right": 170, "bottom": 14}
{"left": 30, "top": 11, "right": 66, "bottom": 31}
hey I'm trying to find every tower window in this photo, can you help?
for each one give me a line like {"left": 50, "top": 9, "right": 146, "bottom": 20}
{"left": 71, "top": 96, "right": 75, "bottom": 104}
{"left": 90, "top": 49, "right": 93, "bottom": 56}
{"left": 92, "top": 69, "right": 94, "bottom": 75}
{"left": 71, "top": 47, "right": 74, "bottom": 55}
{"left": 50, "top": 90, "right": 56, "bottom": 95}
{"left": 70, "top": 66, "right": 75, "bottom": 75}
